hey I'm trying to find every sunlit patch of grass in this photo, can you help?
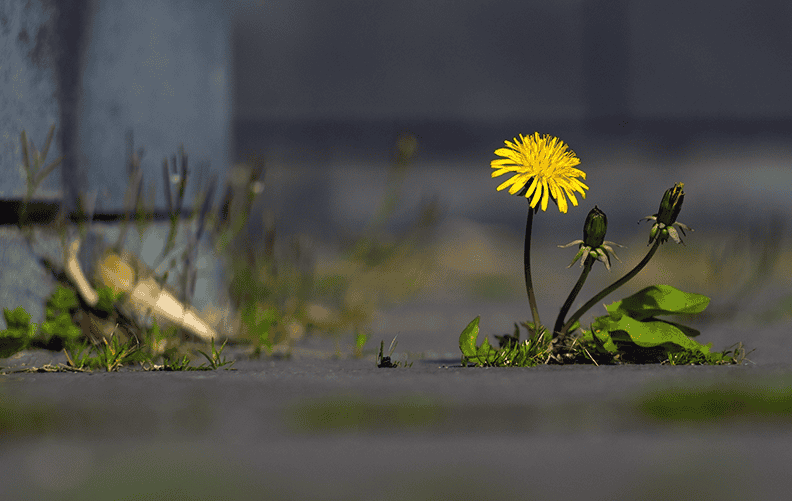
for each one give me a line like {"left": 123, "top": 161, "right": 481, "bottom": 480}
{"left": 64, "top": 330, "right": 145, "bottom": 372}
{"left": 637, "top": 378, "right": 792, "bottom": 423}
{"left": 0, "top": 395, "right": 58, "bottom": 435}
{"left": 284, "top": 393, "right": 445, "bottom": 433}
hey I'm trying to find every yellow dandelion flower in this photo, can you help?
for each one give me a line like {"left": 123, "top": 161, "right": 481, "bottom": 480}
{"left": 491, "top": 132, "right": 588, "bottom": 213}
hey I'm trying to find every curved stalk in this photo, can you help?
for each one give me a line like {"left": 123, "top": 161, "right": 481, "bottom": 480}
{"left": 560, "top": 239, "right": 661, "bottom": 336}
{"left": 523, "top": 207, "right": 542, "bottom": 337}
{"left": 553, "top": 254, "right": 594, "bottom": 338}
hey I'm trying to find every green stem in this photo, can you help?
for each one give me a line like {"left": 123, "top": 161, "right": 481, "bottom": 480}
{"left": 560, "top": 239, "right": 662, "bottom": 336}
{"left": 523, "top": 207, "right": 542, "bottom": 337}
{"left": 554, "top": 254, "right": 594, "bottom": 338}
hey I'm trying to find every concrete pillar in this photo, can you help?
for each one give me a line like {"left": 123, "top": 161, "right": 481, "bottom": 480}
{"left": 1, "top": 0, "right": 232, "bottom": 334}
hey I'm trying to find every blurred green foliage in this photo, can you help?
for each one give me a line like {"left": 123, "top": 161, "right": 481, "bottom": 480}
{"left": 638, "top": 380, "right": 792, "bottom": 422}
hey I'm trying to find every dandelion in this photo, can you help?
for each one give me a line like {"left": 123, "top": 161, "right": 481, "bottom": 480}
{"left": 491, "top": 133, "right": 588, "bottom": 213}
{"left": 491, "top": 132, "right": 587, "bottom": 339}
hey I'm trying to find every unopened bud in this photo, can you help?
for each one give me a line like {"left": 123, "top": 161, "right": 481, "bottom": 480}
{"left": 642, "top": 183, "right": 692, "bottom": 245}
{"left": 657, "top": 182, "right": 684, "bottom": 226}
{"left": 583, "top": 205, "right": 607, "bottom": 248}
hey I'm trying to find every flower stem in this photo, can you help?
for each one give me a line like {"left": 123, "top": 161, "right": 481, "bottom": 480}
{"left": 554, "top": 254, "right": 594, "bottom": 339}
{"left": 560, "top": 239, "right": 662, "bottom": 336}
{"left": 523, "top": 207, "right": 542, "bottom": 337}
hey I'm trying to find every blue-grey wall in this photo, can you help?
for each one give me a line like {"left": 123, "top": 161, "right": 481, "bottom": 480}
{"left": 1, "top": 0, "right": 233, "bottom": 328}
{"left": 232, "top": 0, "right": 792, "bottom": 158}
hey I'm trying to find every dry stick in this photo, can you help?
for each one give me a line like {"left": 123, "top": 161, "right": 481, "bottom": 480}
{"left": 560, "top": 239, "right": 662, "bottom": 337}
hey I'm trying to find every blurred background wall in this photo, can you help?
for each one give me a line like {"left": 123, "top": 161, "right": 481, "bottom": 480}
{"left": 229, "top": 0, "right": 792, "bottom": 246}
{"left": 1, "top": 0, "right": 789, "bottom": 332}
{"left": 232, "top": 0, "right": 792, "bottom": 161}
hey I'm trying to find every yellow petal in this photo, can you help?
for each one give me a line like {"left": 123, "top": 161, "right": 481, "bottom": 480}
{"left": 491, "top": 161, "right": 517, "bottom": 169}
{"left": 555, "top": 188, "right": 569, "bottom": 213}
{"left": 497, "top": 175, "right": 521, "bottom": 192}
{"left": 530, "top": 179, "right": 543, "bottom": 209}
{"left": 565, "top": 189, "right": 579, "bottom": 207}
{"left": 507, "top": 174, "right": 528, "bottom": 195}
{"left": 541, "top": 180, "right": 551, "bottom": 211}
{"left": 524, "top": 176, "right": 539, "bottom": 199}
{"left": 491, "top": 168, "right": 516, "bottom": 178}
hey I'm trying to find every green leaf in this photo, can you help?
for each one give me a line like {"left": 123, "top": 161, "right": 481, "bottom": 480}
{"left": 0, "top": 307, "right": 36, "bottom": 357}
{"left": 660, "top": 319, "right": 702, "bottom": 338}
{"left": 600, "top": 312, "right": 710, "bottom": 354}
{"left": 583, "top": 328, "right": 619, "bottom": 353}
{"left": 611, "top": 285, "right": 710, "bottom": 320}
{"left": 0, "top": 330, "right": 29, "bottom": 358}
{"left": 47, "top": 286, "right": 79, "bottom": 312}
{"left": 41, "top": 313, "right": 81, "bottom": 341}
{"left": 3, "top": 306, "right": 31, "bottom": 329}
{"left": 459, "top": 316, "right": 480, "bottom": 359}
{"left": 95, "top": 286, "right": 124, "bottom": 315}
{"left": 476, "top": 336, "right": 498, "bottom": 363}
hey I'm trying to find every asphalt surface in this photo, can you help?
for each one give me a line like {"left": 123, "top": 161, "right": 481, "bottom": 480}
{"left": 2, "top": 306, "right": 792, "bottom": 500}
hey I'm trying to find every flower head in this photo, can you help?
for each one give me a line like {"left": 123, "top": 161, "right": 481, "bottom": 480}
{"left": 491, "top": 133, "right": 588, "bottom": 213}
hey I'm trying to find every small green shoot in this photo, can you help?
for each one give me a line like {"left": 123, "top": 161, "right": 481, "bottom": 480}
{"left": 459, "top": 316, "right": 553, "bottom": 367}
{"left": 377, "top": 335, "right": 412, "bottom": 368}
{"left": 161, "top": 353, "right": 193, "bottom": 371}
{"left": 65, "top": 328, "right": 145, "bottom": 372}
{"left": 196, "top": 338, "right": 235, "bottom": 370}
{"left": 353, "top": 330, "right": 367, "bottom": 358}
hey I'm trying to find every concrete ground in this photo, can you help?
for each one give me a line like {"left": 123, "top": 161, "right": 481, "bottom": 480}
{"left": 2, "top": 306, "right": 792, "bottom": 499}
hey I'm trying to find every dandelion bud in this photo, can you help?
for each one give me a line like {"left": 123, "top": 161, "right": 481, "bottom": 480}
{"left": 657, "top": 182, "right": 685, "bottom": 226}
{"left": 583, "top": 205, "right": 608, "bottom": 248}
{"left": 642, "top": 182, "right": 691, "bottom": 245}
{"left": 559, "top": 206, "right": 621, "bottom": 269}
